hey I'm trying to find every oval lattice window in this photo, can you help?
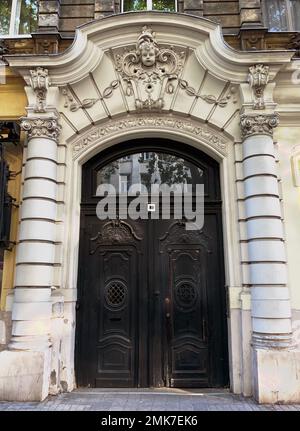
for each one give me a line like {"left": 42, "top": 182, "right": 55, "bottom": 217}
{"left": 175, "top": 281, "right": 197, "bottom": 309}
{"left": 105, "top": 280, "right": 127, "bottom": 308}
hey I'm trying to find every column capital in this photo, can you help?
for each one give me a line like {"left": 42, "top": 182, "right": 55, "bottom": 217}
{"left": 20, "top": 117, "right": 61, "bottom": 142}
{"left": 240, "top": 112, "right": 279, "bottom": 140}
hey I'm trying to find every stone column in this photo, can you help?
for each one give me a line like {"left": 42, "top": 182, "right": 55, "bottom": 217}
{"left": 9, "top": 116, "right": 60, "bottom": 352}
{"left": 0, "top": 114, "right": 60, "bottom": 401}
{"left": 240, "top": 113, "right": 300, "bottom": 403}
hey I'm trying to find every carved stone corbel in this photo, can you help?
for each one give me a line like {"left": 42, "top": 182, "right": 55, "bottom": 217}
{"left": 248, "top": 64, "right": 269, "bottom": 109}
{"left": 29, "top": 67, "right": 50, "bottom": 113}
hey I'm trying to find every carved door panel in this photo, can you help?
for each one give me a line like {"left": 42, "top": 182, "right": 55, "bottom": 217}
{"left": 76, "top": 215, "right": 148, "bottom": 387}
{"left": 152, "top": 213, "right": 228, "bottom": 388}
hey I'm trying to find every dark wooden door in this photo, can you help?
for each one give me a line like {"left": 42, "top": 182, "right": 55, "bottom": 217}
{"left": 76, "top": 139, "right": 229, "bottom": 389}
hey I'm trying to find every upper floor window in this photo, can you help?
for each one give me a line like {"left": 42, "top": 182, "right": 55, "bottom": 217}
{"left": 0, "top": 0, "right": 38, "bottom": 36}
{"left": 263, "top": 0, "right": 300, "bottom": 31}
{"left": 122, "top": 0, "right": 176, "bottom": 12}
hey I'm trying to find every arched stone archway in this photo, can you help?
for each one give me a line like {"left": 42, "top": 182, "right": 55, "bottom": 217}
{"left": 1, "top": 12, "right": 298, "bottom": 403}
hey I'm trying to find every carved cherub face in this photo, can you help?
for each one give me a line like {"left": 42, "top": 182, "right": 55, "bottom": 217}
{"left": 140, "top": 42, "right": 156, "bottom": 67}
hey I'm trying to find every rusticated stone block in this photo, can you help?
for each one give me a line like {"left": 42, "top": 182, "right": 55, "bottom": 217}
{"left": 95, "top": 0, "right": 115, "bottom": 12}
{"left": 183, "top": 0, "right": 203, "bottom": 10}
{"left": 39, "top": 1, "right": 59, "bottom": 14}
{"left": 240, "top": 9, "right": 261, "bottom": 23}
{"left": 38, "top": 15, "right": 59, "bottom": 31}
{"left": 184, "top": 10, "right": 204, "bottom": 17}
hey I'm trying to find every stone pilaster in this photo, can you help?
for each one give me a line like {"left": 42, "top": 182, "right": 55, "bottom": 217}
{"left": 239, "top": 0, "right": 263, "bottom": 28}
{"left": 38, "top": 0, "right": 61, "bottom": 33}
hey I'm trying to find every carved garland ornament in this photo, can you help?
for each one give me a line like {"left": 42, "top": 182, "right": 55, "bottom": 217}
{"left": 240, "top": 113, "right": 278, "bottom": 139}
{"left": 20, "top": 118, "right": 61, "bottom": 141}
{"left": 72, "top": 116, "right": 228, "bottom": 158}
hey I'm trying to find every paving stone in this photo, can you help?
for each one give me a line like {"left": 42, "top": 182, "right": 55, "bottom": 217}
{"left": 0, "top": 389, "right": 299, "bottom": 411}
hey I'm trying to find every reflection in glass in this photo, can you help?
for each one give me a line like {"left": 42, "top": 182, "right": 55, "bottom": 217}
{"left": 96, "top": 152, "right": 204, "bottom": 193}
{"left": 263, "top": 0, "right": 288, "bottom": 31}
{"left": 123, "top": 0, "right": 147, "bottom": 11}
{"left": 123, "top": 0, "right": 175, "bottom": 11}
{"left": 290, "top": 0, "right": 300, "bottom": 30}
{"left": 0, "top": 0, "right": 12, "bottom": 35}
{"left": 18, "top": 0, "right": 38, "bottom": 34}
{"left": 152, "top": 0, "right": 176, "bottom": 11}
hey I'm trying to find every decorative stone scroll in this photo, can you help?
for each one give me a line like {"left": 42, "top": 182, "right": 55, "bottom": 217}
{"left": 71, "top": 115, "right": 228, "bottom": 159}
{"left": 29, "top": 67, "right": 50, "bottom": 113}
{"left": 240, "top": 113, "right": 278, "bottom": 139}
{"left": 248, "top": 64, "right": 269, "bottom": 110}
{"left": 21, "top": 117, "right": 61, "bottom": 141}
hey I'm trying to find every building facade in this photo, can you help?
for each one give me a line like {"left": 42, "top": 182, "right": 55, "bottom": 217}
{"left": 0, "top": 1, "right": 300, "bottom": 403}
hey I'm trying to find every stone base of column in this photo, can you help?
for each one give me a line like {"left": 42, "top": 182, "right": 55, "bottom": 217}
{"left": 0, "top": 348, "right": 51, "bottom": 401}
{"left": 252, "top": 347, "right": 300, "bottom": 404}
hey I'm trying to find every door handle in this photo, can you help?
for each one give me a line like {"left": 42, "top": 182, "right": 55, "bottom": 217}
{"left": 164, "top": 297, "right": 171, "bottom": 319}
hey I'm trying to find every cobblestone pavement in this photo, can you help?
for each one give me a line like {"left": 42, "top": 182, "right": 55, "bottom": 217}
{"left": 0, "top": 388, "right": 299, "bottom": 411}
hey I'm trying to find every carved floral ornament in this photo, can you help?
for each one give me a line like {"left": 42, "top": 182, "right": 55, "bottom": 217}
{"left": 240, "top": 113, "right": 278, "bottom": 139}
{"left": 29, "top": 67, "right": 50, "bottom": 113}
{"left": 248, "top": 64, "right": 269, "bottom": 110}
{"left": 62, "top": 26, "right": 238, "bottom": 113}
{"left": 71, "top": 116, "right": 228, "bottom": 159}
{"left": 20, "top": 117, "right": 61, "bottom": 141}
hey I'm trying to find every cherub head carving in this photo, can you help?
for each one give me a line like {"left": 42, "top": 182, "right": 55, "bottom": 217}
{"left": 136, "top": 26, "right": 159, "bottom": 67}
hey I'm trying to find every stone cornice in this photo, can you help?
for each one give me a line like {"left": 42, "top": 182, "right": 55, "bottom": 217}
{"left": 240, "top": 113, "right": 279, "bottom": 139}
{"left": 21, "top": 117, "right": 61, "bottom": 141}
{"left": 4, "top": 13, "right": 293, "bottom": 86}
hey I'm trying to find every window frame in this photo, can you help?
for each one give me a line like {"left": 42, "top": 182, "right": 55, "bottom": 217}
{"left": 121, "top": 0, "right": 178, "bottom": 13}
{"left": 263, "top": 0, "right": 300, "bottom": 31}
{"left": 1, "top": 0, "right": 37, "bottom": 38}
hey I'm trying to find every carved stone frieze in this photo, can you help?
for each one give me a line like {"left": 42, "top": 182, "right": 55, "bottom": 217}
{"left": 71, "top": 115, "right": 228, "bottom": 159}
{"left": 240, "top": 113, "right": 278, "bottom": 139}
{"left": 21, "top": 117, "right": 61, "bottom": 141}
{"left": 248, "top": 64, "right": 269, "bottom": 110}
{"left": 29, "top": 67, "right": 50, "bottom": 113}
{"left": 114, "top": 26, "right": 186, "bottom": 112}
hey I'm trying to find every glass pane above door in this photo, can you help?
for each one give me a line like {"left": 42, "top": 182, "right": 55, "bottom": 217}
{"left": 96, "top": 151, "right": 204, "bottom": 194}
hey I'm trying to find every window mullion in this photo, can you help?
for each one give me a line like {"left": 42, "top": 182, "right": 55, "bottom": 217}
{"left": 286, "top": 0, "right": 294, "bottom": 30}
{"left": 147, "top": 0, "right": 153, "bottom": 11}
{"left": 9, "top": 0, "right": 19, "bottom": 35}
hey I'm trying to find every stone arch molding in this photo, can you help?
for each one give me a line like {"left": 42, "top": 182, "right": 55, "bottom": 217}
{"left": 71, "top": 114, "right": 230, "bottom": 162}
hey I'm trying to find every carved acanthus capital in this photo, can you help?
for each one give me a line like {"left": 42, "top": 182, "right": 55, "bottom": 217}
{"left": 21, "top": 117, "right": 61, "bottom": 141}
{"left": 240, "top": 113, "right": 278, "bottom": 139}
{"left": 29, "top": 67, "right": 50, "bottom": 113}
{"left": 248, "top": 64, "right": 269, "bottom": 109}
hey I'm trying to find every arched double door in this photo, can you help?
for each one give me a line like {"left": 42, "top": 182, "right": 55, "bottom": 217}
{"left": 76, "top": 138, "right": 229, "bottom": 388}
